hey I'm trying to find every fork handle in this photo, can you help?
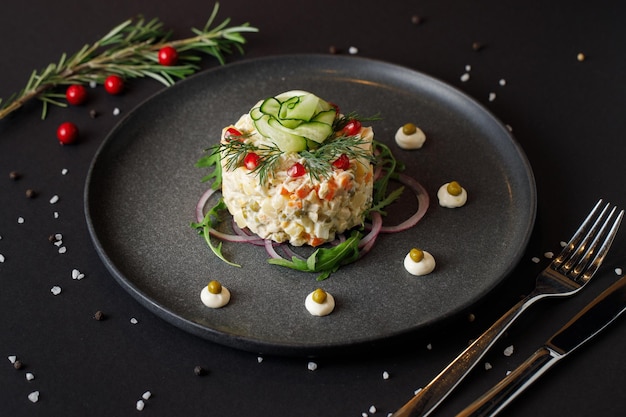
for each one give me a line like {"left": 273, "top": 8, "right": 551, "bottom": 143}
{"left": 391, "top": 293, "right": 539, "bottom": 417}
{"left": 455, "top": 346, "right": 559, "bottom": 417}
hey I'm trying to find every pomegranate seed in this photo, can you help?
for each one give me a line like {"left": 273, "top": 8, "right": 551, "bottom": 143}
{"left": 287, "top": 162, "right": 306, "bottom": 178}
{"left": 244, "top": 153, "right": 260, "bottom": 170}
{"left": 332, "top": 154, "right": 350, "bottom": 170}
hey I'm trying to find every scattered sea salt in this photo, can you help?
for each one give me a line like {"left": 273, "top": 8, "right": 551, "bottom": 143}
{"left": 369, "top": 405, "right": 377, "bottom": 413}
{"left": 55, "top": 233, "right": 62, "bottom": 240}
{"left": 89, "top": 80, "right": 97, "bottom": 88}
{"left": 257, "top": 356, "right": 263, "bottom": 363}
{"left": 503, "top": 345, "right": 514, "bottom": 357}
{"left": 54, "top": 212, "right": 59, "bottom": 219}
{"left": 382, "top": 371, "right": 390, "bottom": 380}
{"left": 465, "top": 64, "right": 472, "bottom": 72}
{"left": 8, "top": 355, "right": 17, "bottom": 364}
{"left": 28, "top": 391, "right": 40, "bottom": 403}
{"left": 414, "top": 388, "right": 423, "bottom": 395}
{"left": 72, "top": 269, "right": 85, "bottom": 280}
{"left": 113, "top": 107, "right": 121, "bottom": 116}
{"left": 58, "top": 246, "right": 67, "bottom": 254}
{"left": 362, "top": 413, "right": 368, "bottom": 417}
{"left": 460, "top": 73, "right": 470, "bottom": 82}
{"left": 426, "top": 343, "right": 432, "bottom": 350}
{"left": 615, "top": 268, "right": 623, "bottom": 276}
{"left": 0, "top": 254, "right": 5, "bottom": 263}
{"left": 488, "top": 92, "right": 496, "bottom": 102}
{"left": 505, "top": 124, "right": 513, "bottom": 132}
{"left": 348, "top": 46, "right": 359, "bottom": 55}
{"left": 130, "top": 318, "right": 138, "bottom": 324}
{"left": 54, "top": 240, "right": 63, "bottom": 247}
{"left": 136, "top": 400, "right": 145, "bottom": 411}
{"left": 499, "top": 78, "right": 507, "bottom": 86}
{"left": 560, "top": 241, "right": 567, "bottom": 247}
{"left": 506, "top": 370, "right": 512, "bottom": 376}
{"left": 531, "top": 257, "right": 540, "bottom": 263}
{"left": 51, "top": 286, "right": 62, "bottom": 295}
{"left": 142, "top": 391, "right": 152, "bottom": 400}
{"left": 484, "top": 362, "right": 492, "bottom": 370}
{"left": 544, "top": 252, "right": 554, "bottom": 259}
{"left": 61, "top": 168, "right": 68, "bottom": 175}
{"left": 26, "top": 372, "right": 35, "bottom": 381}
{"left": 307, "top": 361, "right": 318, "bottom": 371}
{"left": 18, "top": 217, "right": 25, "bottom": 224}
{"left": 49, "top": 195, "right": 59, "bottom": 204}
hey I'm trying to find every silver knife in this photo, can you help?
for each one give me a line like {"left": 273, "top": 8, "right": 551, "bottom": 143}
{"left": 457, "top": 272, "right": 626, "bottom": 417}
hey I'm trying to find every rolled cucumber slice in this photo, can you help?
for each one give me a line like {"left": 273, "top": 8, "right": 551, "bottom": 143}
{"left": 254, "top": 115, "right": 307, "bottom": 153}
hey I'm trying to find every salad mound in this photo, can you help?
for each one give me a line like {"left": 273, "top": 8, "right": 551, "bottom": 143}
{"left": 219, "top": 90, "right": 375, "bottom": 247}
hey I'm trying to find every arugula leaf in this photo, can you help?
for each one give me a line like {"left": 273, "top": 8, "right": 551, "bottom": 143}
{"left": 195, "top": 145, "right": 222, "bottom": 190}
{"left": 268, "top": 231, "right": 362, "bottom": 280}
{"left": 190, "top": 197, "right": 240, "bottom": 267}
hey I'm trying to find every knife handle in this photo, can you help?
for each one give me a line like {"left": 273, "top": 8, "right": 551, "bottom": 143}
{"left": 456, "top": 346, "right": 559, "bottom": 417}
{"left": 392, "top": 295, "right": 536, "bottom": 417}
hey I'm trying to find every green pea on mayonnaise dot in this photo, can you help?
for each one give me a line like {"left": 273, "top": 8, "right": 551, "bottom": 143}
{"left": 404, "top": 248, "right": 436, "bottom": 276}
{"left": 395, "top": 123, "right": 426, "bottom": 149}
{"left": 305, "top": 288, "right": 335, "bottom": 316}
{"left": 437, "top": 180, "right": 467, "bottom": 208}
{"left": 200, "top": 280, "right": 231, "bottom": 308}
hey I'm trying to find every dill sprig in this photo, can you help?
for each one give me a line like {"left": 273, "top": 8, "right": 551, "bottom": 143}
{"left": 0, "top": 3, "right": 258, "bottom": 120}
{"left": 301, "top": 135, "right": 377, "bottom": 181}
{"left": 219, "top": 139, "right": 284, "bottom": 185}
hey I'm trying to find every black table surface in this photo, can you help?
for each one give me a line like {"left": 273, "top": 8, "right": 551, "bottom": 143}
{"left": 2, "top": 1, "right": 626, "bottom": 416}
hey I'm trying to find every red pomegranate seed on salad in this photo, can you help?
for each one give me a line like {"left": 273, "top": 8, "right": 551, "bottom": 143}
{"left": 243, "top": 153, "right": 260, "bottom": 170}
{"left": 287, "top": 162, "right": 306, "bottom": 178}
{"left": 342, "top": 119, "right": 361, "bottom": 136}
{"left": 225, "top": 127, "right": 243, "bottom": 140}
{"left": 332, "top": 154, "right": 350, "bottom": 170}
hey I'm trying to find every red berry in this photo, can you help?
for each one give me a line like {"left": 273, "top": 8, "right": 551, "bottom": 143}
{"left": 158, "top": 46, "right": 179, "bottom": 66}
{"left": 104, "top": 75, "right": 124, "bottom": 95}
{"left": 287, "top": 162, "right": 306, "bottom": 178}
{"left": 225, "top": 127, "right": 243, "bottom": 140}
{"left": 332, "top": 154, "right": 350, "bottom": 170}
{"left": 243, "top": 153, "right": 260, "bottom": 170}
{"left": 342, "top": 119, "right": 362, "bottom": 136}
{"left": 65, "top": 84, "right": 87, "bottom": 105}
{"left": 56, "top": 122, "right": 79, "bottom": 145}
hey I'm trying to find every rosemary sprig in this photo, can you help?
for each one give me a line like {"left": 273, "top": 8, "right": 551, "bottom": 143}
{"left": 0, "top": 3, "right": 258, "bottom": 120}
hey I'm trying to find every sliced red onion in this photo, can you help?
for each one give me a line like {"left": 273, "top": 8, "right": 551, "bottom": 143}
{"left": 264, "top": 238, "right": 283, "bottom": 259}
{"left": 379, "top": 173, "right": 429, "bottom": 234}
{"left": 195, "top": 187, "right": 217, "bottom": 223}
{"left": 359, "top": 211, "right": 382, "bottom": 254}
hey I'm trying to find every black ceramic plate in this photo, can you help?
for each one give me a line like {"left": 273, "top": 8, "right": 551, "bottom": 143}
{"left": 85, "top": 55, "right": 535, "bottom": 356}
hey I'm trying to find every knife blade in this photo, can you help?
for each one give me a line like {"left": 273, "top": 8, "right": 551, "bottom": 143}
{"left": 456, "top": 272, "right": 626, "bottom": 417}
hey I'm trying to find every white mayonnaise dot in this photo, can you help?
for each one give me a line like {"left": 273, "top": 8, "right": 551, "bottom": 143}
{"left": 437, "top": 182, "right": 468, "bottom": 208}
{"left": 201, "top": 285, "right": 231, "bottom": 308}
{"left": 305, "top": 290, "right": 335, "bottom": 316}
{"left": 404, "top": 251, "right": 436, "bottom": 276}
{"left": 395, "top": 125, "right": 426, "bottom": 149}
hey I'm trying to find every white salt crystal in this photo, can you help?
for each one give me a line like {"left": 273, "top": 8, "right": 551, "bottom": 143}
{"left": 72, "top": 269, "right": 84, "bottom": 280}
{"left": 28, "top": 391, "right": 40, "bottom": 403}
{"left": 53, "top": 212, "right": 59, "bottom": 219}
{"left": 26, "top": 372, "right": 35, "bottom": 381}
{"left": 362, "top": 413, "right": 368, "bottom": 417}
{"left": 130, "top": 318, "right": 138, "bottom": 324}
{"left": 8, "top": 355, "right": 17, "bottom": 364}
{"left": 348, "top": 46, "right": 359, "bottom": 55}
{"left": 426, "top": 343, "right": 432, "bottom": 350}
{"left": 61, "top": 168, "right": 68, "bottom": 175}
{"left": 503, "top": 345, "right": 514, "bottom": 356}
{"left": 560, "top": 241, "right": 567, "bottom": 247}
{"left": 488, "top": 92, "right": 496, "bottom": 102}
{"left": 369, "top": 405, "right": 377, "bottom": 413}
{"left": 257, "top": 356, "right": 263, "bottom": 363}
{"left": 49, "top": 195, "right": 59, "bottom": 204}
{"left": 414, "top": 388, "right": 422, "bottom": 395}
{"left": 615, "top": 268, "right": 623, "bottom": 276}
{"left": 484, "top": 362, "right": 492, "bottom": 370}
{"left": 51, "top": 286, "right": 62, "bottom": 295}
{"left": 465, "top": 64, "right": 472, "bottom": 72}
{"left": 89, "top": 81, "right": 97, "bottom": 88}
{"left": 460, "top": 73, "right": 470, "bottom": 82}
{"left": 382, "top": 371, "right": 390, "bottom": 380}
{"left": 18, "top": 217, "right": 25, "bottom": 224}
{"left": 499, "top": 78, "right": 507, "bottom": 86}
{"left": 113, "top": 108, "right": 121, "bottom": 116}
{"left": 307, "top": 361, "right": 318, "bottom": 371}
{"left": 544, "top": 252, "right": 554, "bottom": 259}
{"left": 531, "top": 257, "right": 540, "bottom": 263}
{"left": 55, "top": 233, "right": 62, "bottom": 240}
{"left": 0, "top": 254, "right": 5, "bottom": 263}
{"left": 58, "top": 246, "right": 67, "bottom": 254}
{"left": 54, "top": 240, "right": 63, "bottom": 247}
{"left": 136, "top": 400, "right": 145, "bottom": 411}
{"left": 142, "top": 391, "right": 151, "bottom": 400}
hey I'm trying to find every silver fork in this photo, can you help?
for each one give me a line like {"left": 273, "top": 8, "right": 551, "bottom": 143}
{"left": 391, "top": 199, "right": 623, "bottom": 417}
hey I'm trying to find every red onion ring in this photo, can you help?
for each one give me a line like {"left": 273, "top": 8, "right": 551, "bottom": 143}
{"left": 359, "top": 211, "right": 382, "bottom": 254}
{"left": 379, "top": 173, "right": 429, "bottom": 234}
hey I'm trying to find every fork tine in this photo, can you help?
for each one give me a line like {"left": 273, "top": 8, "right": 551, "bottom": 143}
{"left": 577, "top": 208, "right": 624, "bottom": 279}
{"left": 552, "top": 199, "right": 606, "bottom": 268}
{"left": 563, "top": 204, "right": 614, "bottom": 271}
